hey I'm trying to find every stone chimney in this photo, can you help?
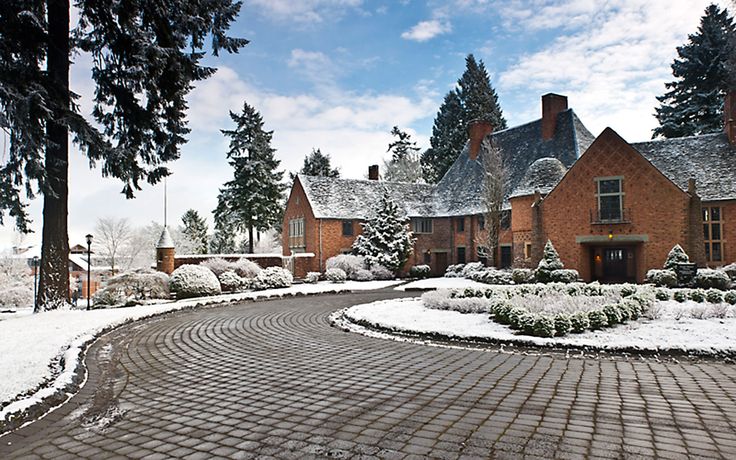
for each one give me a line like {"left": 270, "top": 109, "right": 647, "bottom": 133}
{"left": 156, "top": 226, "right": 175, "bottom": 274}
{"left": 368, "top": 164, "right": 379, "bottom": 180}
{"left": 541, "top": 93, "right": 568, "bottom": 140}
{"left": 467, "top": 119, "right": 494, "bottom": 161}
{"left": 725, "top": 90, "right": 736, "bottom": 146}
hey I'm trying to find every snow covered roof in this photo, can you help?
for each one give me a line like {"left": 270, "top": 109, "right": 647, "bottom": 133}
{"left": 632, "top": 133, "right": 736, "bottom": 201}
{"left": 68, "top": 254, "right": 112, "bottom": 272}
{"left": 509, "top": 157, "right": 568, "bottom": 198}
{"left": 156, "top": 226, "right": 175, "bottom": 249}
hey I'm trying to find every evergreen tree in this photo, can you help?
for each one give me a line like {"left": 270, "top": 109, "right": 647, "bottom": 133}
{"left": 181, "top": 210, "right": 209, "bottom": 255}
{"left": 0, "top": 1, "right": 246, "bottom": 310}
{"left": 457, "top": 54, "right": 507, "bottom": 129}
{"left": 352, "top": 190, "right": 415, "bottom": 272}
{"left": 654, "top": 4, "right": 736, "bottom": 138}
{"left": 289, "top": 148, "right": 340, "bottom": 180}
{"left": 209, "top": 221, "right": 236, "bottom": 254}
{"left": 664, "top": 244, "right": 690, "bottom": 269}
{"left": 421, "top": 91, "right": 466, "bottom": 183}
{"left": 536, "top": 240, "right": 563, "bottom": 282}
{"left": 384, "top": 127, "right": 423, "bottom": 183}
{"left": 386, "top": 126, "right": 420, "bottom": 161}
{"left": 214, "top": 102, "right": 285, "bottom": 254}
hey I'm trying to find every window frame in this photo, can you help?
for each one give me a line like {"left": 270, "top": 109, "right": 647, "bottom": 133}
{"left": 342, "top": 220, "right": 354, "bottom": 237}
{"left": 288, "top": 217, "right": 306, "bottom": 249}
{"left": 595, "top": 176, "right": 624, "bottom": 222}
{"left": 703, "top": 206, "right": 724, "bottom": 263}
{"left": 456, "top": 217, "right": 465, "bottom": 233}
{"left": 412, "top": 218, "right": 433, "bottom": 234}
{"left": 456, "top": 246, "right": 466, "bottom": 264}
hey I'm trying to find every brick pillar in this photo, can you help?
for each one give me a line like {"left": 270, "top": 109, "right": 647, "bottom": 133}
{"left": 687, "top": 179, "right": 707, "bottom": 267}
{"left": 541, "top": 93, "right": 568, "bottom": 140}
{"left": 530, "top": 191, "right": 545, "bottom": 266}
{"left": 368, "top": 165, "right": 379, "bottom": 180}
{"left": 157, "top": 247, "right": 175, "bottom": 274}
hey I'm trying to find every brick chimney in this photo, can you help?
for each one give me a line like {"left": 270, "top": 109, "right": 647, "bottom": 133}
{"left": 725, "top": 90, "right": 736, "bottom": 146}
{"left": 368, "top": 164, "right": 379, "bottom": 180}
{"left": 467, "top": 119, "right": 494, "bottom": 161}
{"left": 541, "top": 93, "right": 568, "bottom": 140}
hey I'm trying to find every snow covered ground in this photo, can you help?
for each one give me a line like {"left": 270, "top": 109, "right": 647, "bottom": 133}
{"left": 342, "top": 298, "right": 736, "bottom": 356}
{"left": 394, "top": 277, "right": 491, "bottom": 291}
{"left": 0, "top": 280, "right": 399, "bottom": 422}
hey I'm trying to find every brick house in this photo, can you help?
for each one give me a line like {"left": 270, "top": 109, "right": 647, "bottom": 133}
{"left": 282, "top": 92, "right": 736, "bottom": 282}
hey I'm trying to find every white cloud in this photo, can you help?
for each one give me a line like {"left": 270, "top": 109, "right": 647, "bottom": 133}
{"left": 401, "top": 19, "right": 452, "bottom": 42}
{"left": 248, "top": 0, "right": 363, "bottom": 24}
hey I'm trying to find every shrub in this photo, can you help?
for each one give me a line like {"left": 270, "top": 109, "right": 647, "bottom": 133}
{"left": 354, "top": 269, "right": 375, "bottom": 281}
{"left": 620, "top": 299, "right": 640, "bottom": 321}
{"left": 588, "top": 310, "right": 608, "bottom": 330}
{"left": 422, "top": 290, "right": 491, "bottom": 314}
{"left": 232, "top": 258, "right": 261, "bottom": 278}
{"left": 533, "top": 316, "right": 556, "bottom": 338}
{"left": 199, "top": 257, "right": 234, "bottom": 276}
{"left": 706, "top": 289, "right": 724, "bottom": 304}
{"left": 326, "top": 254, "right": 366, "bottom": 280}
{"left": 673, "top": 290, "right": 687, "bottom": 303}
{"left": 663, "top": 244, "right": 690, "bottom": 270}
{"left": 461, "top": 262, "right": 485, "bottom": 278}
{"left": 491, "top": 301, "right": 513, "bottom": 324}
{"left": 93, "top": 269, "right": 171, "bottom": 306}
{"left": 517, "top": 313, "right": 536, "bottom": 335}
{"left": 694, "top": 269, "right": 731, "bottom": 290}
{"left": 304, "top": 272, "right": 320, "bottom": 284}
{"left": 690, "top": 305, "right": 708, "bottom": 319}
{"left": 655, "top": 289, "right": 670, "bottom": 301}
{"left": 444, "top": 264, "right": 465, "bottom": 278}
{"left": 325, "top": 268, "right": 347, "bottom": 283}
{"left": 549, "top": 269, "right": 579, "bottom": 284}
{"left": 511, "top": 268, "right": 535, "bottom": 284}
{"left": 170, "top": 265, "right": 221, "bottom": 299}
{"left": 536, "top": 240, "right": 563, "bottom": 283}
{"left": 620, "top": 284, "right": 637, "bottom": 297}
{"left": 471, "top": 268, "right": 512, "bottom": 285}
{"left": 722, "top": 263, "right": 736, "bottom": 281}
{"left": 91, "top": 287, "right": 126, "bottom": 307}
{"left": 689, "top": 289, "right": 706, "bottom": 303}
{"left": 0, "top": 285, "right": 34, "bottom": 309}
{"left": 707, "top": 303, "right": 729, "bottom": 319}
{"left": 725, "top": 291, "right": 736, "bottom": 305}
{"left": 645, "top": 269, "right": 678, "bottom": 288}
{"left": 219, "top": 270, "right": 246, "bottom": 292}
{"left": 251, "top": 267, "right": 293, "bottom": 290}
{"left": 409, "top": 265, "right": 431, "bottom": 279}
{"left": 553, "top": 314, "right": 572, "bottom": 337}
{"left": 370, "top": 264, "right": 394, "bottom": 280}
{"left": 507, "top": 307, "right": 528, "bottom": 330}
{"left": 603, "top": 304, "right": 623, "bottom": 325}
{"left": 570, "top": 312, "right": 590, "bottom": 333}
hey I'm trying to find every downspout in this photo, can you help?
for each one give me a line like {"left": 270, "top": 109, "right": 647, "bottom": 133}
{"left": 319, "top": 219, "right": 323, "bottom": 271}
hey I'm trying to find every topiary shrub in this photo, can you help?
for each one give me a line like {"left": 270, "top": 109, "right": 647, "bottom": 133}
{"left": 706, "top": 289, "right": 724, "bottom": 304}
{"left": 655, "top": 289, "right": 670, "bottom": 301}
{"left": 409, "top": 265, "right": 431, "bottom": 279}
{"left": 689, "top": 289, "right": 706, "bottom": 303}
{"left": 554, "top": 314, "right": 572, "bottom": 337}
{"left": 588, "top": 310, "right": 608, "bottom": 330}
{"left": 603, "top": 304, "right": 623, "bottom": 325}
{"left": 370, "top": 264, "right": 394, "bottom": 280}
{"left": 549, "top": 269, "right": 579, "bottom": 284}
{"left": 663, "top": 244, "right": 690, "bottom": 270}
{"left": 233, "top": 258, "right": 261, "bottom": 278}
{"left": 694, "top": 269, "right": 731, "bottom": 290}
{"left": 444, "top": 264, "right": 465, "bottom": 278}
{"left": 251, "top": 267, "right": 293, "bottom": 290}
{"left": 620, "top": 299, "right": 641, "bottom": 321}
{"left": 673, "top": 290, "right": 687, "bottom": 303}
{"left": 304, "top": 272, "right": 320, "bottom": 284}
{"left": 532, "top": 316, "right": 556, "bottom": 338}
{"left": 326, "top": 254, "right": 366, "bottom": 280}
{"left": 725, "top": 291, "right": 736, "bottom": 305}
{"left": 518, "top": 313, "right": 536, "bottom": 335}
{"left": 471, "top": 268, "right": 513, "bottom": 285}
{"left": 507, "top": 307, "right": 528, "bottom": 330}
{"left": 511, "top": 268, "right": 535, "bottom": 284}
{"left": 491, "top": 301, "right": 513, "bottom": 324}
{"left": 199, "top": 257, "right": 234, "bottom": 277}
{"left": 325, "top": 268, "right": 347, "bottom": 283}
{"left": 570, "top": 312, "right": 590, "bottom": 333}
{"left": 170, "top": 265, "right": 222, "bottom": 299}
{"left": 536, "top": 240, "right": 564, "bottom": 283}
{"left": 354, "top": 269, "right": 375, "bottom": 281}
{"left": 645, "top": 269, "right": 678, "bottom": 288}
{"left": 219, "top": 270, "right": 246, "bottom": 292}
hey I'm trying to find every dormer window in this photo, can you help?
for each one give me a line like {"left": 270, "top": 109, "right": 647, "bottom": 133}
{"left": 596, "top": 177, "right": 623, "bottom": 222}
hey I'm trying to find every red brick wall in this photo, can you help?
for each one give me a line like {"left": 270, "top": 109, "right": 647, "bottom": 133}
{"left": 704, "top": 200, "right": 736, "bottom": 267}
{"left": 540, "top": 128, "right": 692, "bottom": 282}
{"left": 282, "top": 178, "right": 320, "bottom": 272}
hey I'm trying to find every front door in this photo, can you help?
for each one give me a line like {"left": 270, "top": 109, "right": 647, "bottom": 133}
{"left": 602, "top": 248, "right": 627, "bottom": 283}
{"left": 434, "top": 252, "right": 448, "bottom": 276}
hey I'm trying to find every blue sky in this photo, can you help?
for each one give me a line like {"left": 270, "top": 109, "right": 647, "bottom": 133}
{"left": 1, "top": 0, "right": 729, "bottom": 249}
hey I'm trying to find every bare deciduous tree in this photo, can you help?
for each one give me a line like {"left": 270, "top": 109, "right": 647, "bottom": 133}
{"left": 94, "top": 217, "right": 133, "bottom": 275}
{"left": 475, "top": 138, "right": 507, "bottom": 267}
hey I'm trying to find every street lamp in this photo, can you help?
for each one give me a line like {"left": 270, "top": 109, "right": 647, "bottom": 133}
{"left": 32, "top": 256, "right": 39, "bottom": 310}
{"left": 85, "top": 234, "right": 93, "bottom": 310}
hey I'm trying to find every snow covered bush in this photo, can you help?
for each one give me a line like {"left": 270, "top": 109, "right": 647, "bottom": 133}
{"left": 304, "top": 272, "right": 320, "bottom": 284}
{"left": 707, "top": 303, "right": 729, "bottom": 319}
{"left": 725, "top": 291, "right": 736, "bottom": 305}
{"left": 325, "top": 268, "right": 347, "bottom": 283}
{"left": 532, "top": 316, "right": 555, "bottom": 338}
{"left": 370, "top": 264, "right": 394, "bottom": 280}
{"left": 655, "top": 289, "right": 670, "bottom": 301}
{"left": 422, "top": 290, "right": 491, "bottom": 314}
{"left": 409, "top": 265, "right": 431, "bottom": 279}
{"left": 663, "top": 244, "right": 690, "bottom": 270}
{"left": 694, "top": 269, "right": 730, "bottom": 290}
{"left": 233, "top": 258, "right": 261, "bottom": 279}
{"left": 706, "top": 289, "right": 724, "bottom": 304}
{"left": 354, "top": 269, "right": 375, "bottom": 281}
{"left": 326, "top": 254, "right": 365, "bottom": 280}
{"left": 511, "top": 268, "right": 535, "bottom": 284}
{"left": 554, "top": 314, "right": 572, "bottom": 337}
{"left": 603, "top": 304, "right": 623, "bottom": 325}
{"left": 94, "top": 269, "right": 171, "bottom": 306}
{"left": 536, "top": 240, "right": 563, "bottom": 283}
{"left": 722, "top": 263, "right": 736, "bottom": 281}
{"left": 199, "top": 257, "right": 234, "bottom": 276}
{"left": 645, "top": 269, "right": 678, "bottom": 288}
{"left": 170, "top": 265, "right": 221, "bottom": 299}
{"left": 0, "top": 257, "right": 34, "bottom": 309}
{"left": 461, "top": 262, "right": 485, "bottom": 278}
{"left": 251, "top": 267, "right": 293, "bottom": 290}
{"left": 0, "top": 285, "right": 34, "bottom": 309}
{"left": 673, "top": 290, "right": 687, "bottom": 303}
{"left": 444, "top": 264, "right": 465, "bottom": 278}
{"left": 219, "top": 270, "right": 246, "bottom": 292}
{"left": 588, "top": 310, "right": 608, "bottom": 330}
{"left": 689, "top": 289, "right": 706, "bottom": 303}
{"left": 549, "top": 269, "right": 579, "bottom": 284}
{"left": 469, "top": 268, "right": 512, "bottom": 285}
{"left": 569, "top": 312, "right": 590, "bottom": 333}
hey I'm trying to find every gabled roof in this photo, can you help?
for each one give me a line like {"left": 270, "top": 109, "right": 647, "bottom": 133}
{"left": 509, "top": 157, "right": 567, "bottom": 198}
{"left": 632, "top": 133, "right": 736, "bottom": 202}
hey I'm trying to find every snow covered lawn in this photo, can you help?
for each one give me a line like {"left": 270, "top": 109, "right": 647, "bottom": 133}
{"left": 341, "top": 298, "right": 736, "bottom": 356}
{"left": 0, "top": 280, "right": 399, "bottom": 423}
{"left": 394, "top": 277, "right": 491, "bottom": 291}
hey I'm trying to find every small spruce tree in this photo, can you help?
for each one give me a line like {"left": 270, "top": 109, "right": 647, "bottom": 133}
{"left": 352, "top": 190, "right": 415, "bottom": 272}
{"left": 663, "top": 244, "right": 690, "bottom": 270}
{"left": 181, "top": 210, "right": 209, "bottom": 255}
{"left": 536, "top": 240, "right": 564, "bottom": 282}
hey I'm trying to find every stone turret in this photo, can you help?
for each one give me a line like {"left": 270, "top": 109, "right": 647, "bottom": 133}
{"left": 156, "top": 226, "right": 175, "bottom": 274}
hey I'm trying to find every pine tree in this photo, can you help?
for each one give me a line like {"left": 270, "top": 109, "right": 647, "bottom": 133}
{"left": 290, "top": 148, "right": 340, "bottom": 180}
{"left": 421, "top": 91, "right": 466, "bottom": 183}
{"left": 387, "top": 126, "right": 420, "bottom": 161}
{"left": 457, "top": 54, "right": 507, "bottom": 129}
{"left": 214, "top": 102, "right": 286, "bottom": 254}
{"left": 209, "top": 221, "right": 236, "bottom": 254}
{"left": 384, "top": 127, "right": 423, "bottom": 183}
{"left": 654, "top": 4, "right": 736, "bottom": 138}
{"left": 352, "top": 190, "right": 415, "bottom": 272}
{"left": 0, "top": 1, "right": 246, "bottom": 311}
{"left": 181, "top": 210, "right": 209, "bottom": 255}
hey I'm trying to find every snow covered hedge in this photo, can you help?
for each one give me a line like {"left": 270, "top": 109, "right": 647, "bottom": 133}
{"left": 304, "top": 272, "right": 321, "bottom": 284}
{"left": 170, "top": 265, "right": 221, "bottom": 299}
{"left": 326, "top": 255, "right": 365, "bottom": 280}
{"left": 93, "top": 269, "right": 170, "bottom": 307}
{"left": 409, "top": 265, "right": 430, "bottom": 279}
{"left": 199, "top": 257, "right": 233, "bottom": 277}
{"left": 326, "top": 268, "right": 347, "bottom": 283}
{"left": 251, "top": 267, "right": 293, "bottom": 290}
{"left": 0, "top": 257, "right": 34, "bottom": 309}
{"left": 219, "top": 270, "right": 247, "bottom": 292}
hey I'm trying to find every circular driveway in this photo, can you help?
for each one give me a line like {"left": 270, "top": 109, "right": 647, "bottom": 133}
{"left": 3, "top": 290, "right": 736, "bottom": 459}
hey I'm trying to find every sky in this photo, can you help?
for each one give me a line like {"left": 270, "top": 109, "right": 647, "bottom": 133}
{"left": 0, "top": 0, "right": 730, "bottom": 249}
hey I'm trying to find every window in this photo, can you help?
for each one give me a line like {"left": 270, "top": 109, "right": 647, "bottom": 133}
{"left": 524, "top": 243, "right": 532, "bottom": 259}
{"left": 596, "top": 177, "right": 623, "bottom": 222}
{"left": 457, "top": 247, "right": 466, "bottom": 264}
{"left": 342, "top": 220, "right": 353, "bottom": 236}
{"left": 412, "top": 218, "right": 433, "bottom": 234}
{"left": 500, "top": 245, "right": 512, "bottom": 268}
{"left": 456, "top": 217, "right": 465, "bottom": 232}
{"left": 478, "top": 215, "right": 485, "bottom": 230}
{"left": 703, "top": 206, "right": 723, "bottom": 263}
{"left": 500, "top": 210, "right": 511, "bottom": 230}
{"left": 288, "top": 217, "right": 305, "bottom": 248}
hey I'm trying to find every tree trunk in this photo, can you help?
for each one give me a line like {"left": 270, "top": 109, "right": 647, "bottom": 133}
{"left": 37, "top": 0, "right": 71, "bottom": 311}
{"left": 248, "top": 224, "right": 254, "bottom": 254}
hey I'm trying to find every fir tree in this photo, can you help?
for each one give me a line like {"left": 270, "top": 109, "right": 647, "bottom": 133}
{"left": 421, "top": 91, "right": 466, "bottom": 183}
{"left": 654, "top": 4, "right": 736, "bottom": 138}
{"left": 384, "top": 127, "right": 423, "bottom": 183}
{"left": 214, "top": 102, "right": 286, "bottom": 254}
{"left": 457, "top": 54, "right": 507, "bottom": 130}
{"left": 536, "top": 240, "right": 563, "bottom": 283}
{"left": 181, "top": 210, "right": 209, "bottom": 255}
{"left": 352, "top": 190, "right": 415, "bottom": 272}
{"left": 290, "top": 148, "right": 340, "bottom": 180}
{"left": 387, "top": 126, "right": 420, "bottom": 161}
{"left": 663, "top": 244, "right": 690, "bottom": 270}
{"left": 0, "top": 0, "right": 246, "bottom": 310}
{"left": 209, "top": 220, "right": 236, "bottom": 254}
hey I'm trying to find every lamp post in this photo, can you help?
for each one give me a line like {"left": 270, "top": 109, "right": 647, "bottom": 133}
{"left": 32, "top": 256, "right": 39, "bottom": 310}
{"left": 85, "top": 234, "right": 93, "bottom": 310}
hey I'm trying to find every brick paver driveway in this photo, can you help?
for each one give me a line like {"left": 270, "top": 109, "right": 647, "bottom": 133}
{"left": 3, "top": 290, "right": 736, "bottom": 459}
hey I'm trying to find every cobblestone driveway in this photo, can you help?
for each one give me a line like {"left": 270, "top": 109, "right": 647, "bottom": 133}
{"left": 3, "top": 290, "right": 736, "bottom": 459}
